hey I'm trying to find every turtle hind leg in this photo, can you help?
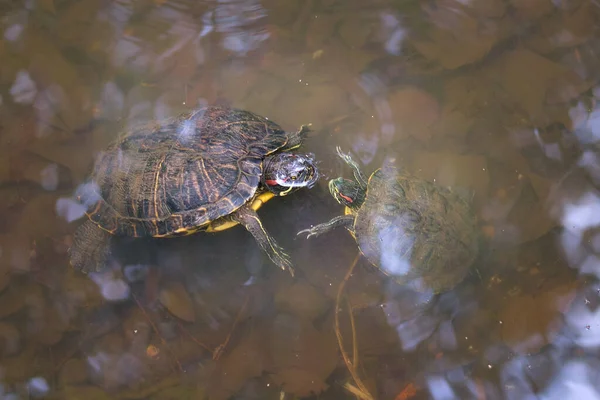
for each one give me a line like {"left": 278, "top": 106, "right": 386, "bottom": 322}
{"left": 232, "top": 205, "right": 295, "bottom": 277}
{"left": 336, "top": 146, "right": 368, "bottom": 189}
{"left": 297, "top": 214, "right": 354, "bottom": 239}
{"left": 69, "top": 219, "right": 114, "bottom": 273}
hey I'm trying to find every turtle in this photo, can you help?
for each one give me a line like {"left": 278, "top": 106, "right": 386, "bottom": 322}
{"left": 298, "top": 147, "right": 479, "bottom": 293}
{"left": 69, "top": 106, "right": 319, "bottom": 277}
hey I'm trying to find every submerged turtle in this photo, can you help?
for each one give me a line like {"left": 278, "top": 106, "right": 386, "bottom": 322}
{"left": 298, "top": 147, "right": 479, "bottom": 293}
{"left": 70, "top": 106, "right": 319, "bottom": 276}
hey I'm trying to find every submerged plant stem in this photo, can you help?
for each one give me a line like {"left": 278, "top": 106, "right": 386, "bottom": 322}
{"left": 335, "top": 253, "right": 374, "bottom": 400}
{"left": 213, "top": 295, "right": 249, "bottom": 361}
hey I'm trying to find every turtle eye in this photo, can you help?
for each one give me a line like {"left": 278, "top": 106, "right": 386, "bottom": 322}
{"left": 291, "top": 175, "right": 297, "bottom": 180}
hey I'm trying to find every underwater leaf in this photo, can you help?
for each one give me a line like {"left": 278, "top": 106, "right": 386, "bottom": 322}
{"left": 409, "top": 152, "right": 490, "bottom": 207}
{"left": 508, "top": 0, "right": 554, "bottom": 19}
{"left": 0, "top": 344, "right": 38, "bottom": 383}
{"left": 499, "top": 280, "right": 577, "bottom": 354}
{"left": 525, "top": 2, "right": 598, "bottom": 54}
{"left": 16, "top": 193, "right": 72, "bottom": 237}
{"left": 9, "top": 151, "right": 72, "bottom": 190}
{"left": 62, "top": 386, "right": 113, "bottom": 400}
{"left": 411, "top": 20, "right": 500, "bottom": 69}
{"left": 268, "top": 82, "right": 350, "bottom": 130}
{"left": 0, "top": 285, "right": 27, "bottom": 319}
{"left": 0, "top": 322, "right": 21, "bottom": 357}
{"left": 270, "top": 368, "right": 329, "bottom": 398}
{"left": 149, "top": 383, "right": 208, "bottom": 400}
{"left": 386, "top": 87, "right": 440, "bottom": 143}
{"left": 268, "top": 314, "right": 338, "bottom": 398}
{"left": 427, "top": 104, "right": 475, "bottom": 140}
{"left": 0, "top": 155, "right": 9, "bottom": 184}
{"left": 274, "top": 282, "right": 330, "bottom": 321}
{"left": 207, "top": 324, "right": 267, "bottom": 400}
{"left": 482, "top": 49, "right": 586, "bottom": 123}
{"left": 338, "top": 15, "right": 375, "bottom": 49}
{"left": 59, "top": 358, "right": 90, "bottom": 386}
{"left": 56, "top": 0, "right": 104, "bottom": 44}
{"left": 29, "top": 300, "right": 70, "bottom": 346}
{"left": 159, "top": 282, "right": 196, "bottom": 323}
{"left": 37, "top": 0, "right": 56, "bottom": 14}
{"left": 0, "top": 234, "right": 34, "bottom": 275}
{"left": 506, "top": 180, "right": 557, "bottom": 243}
{"left": 27, "top": 134, "right": 96, "bottom": 183}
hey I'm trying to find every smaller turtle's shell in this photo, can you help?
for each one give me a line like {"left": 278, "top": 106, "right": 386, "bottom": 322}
{"left": 353, "top": 167, "right": 479, "bottom": 293}
{"left": 80, "top": 107, "right": 293, "bottom": 238}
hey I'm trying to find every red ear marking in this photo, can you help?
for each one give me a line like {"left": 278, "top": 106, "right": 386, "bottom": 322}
{"left": 340, "top": 193, "right": 353, "bottom": 203}
{"left": 265, "top": 179, "right": 278, "bottom": 186}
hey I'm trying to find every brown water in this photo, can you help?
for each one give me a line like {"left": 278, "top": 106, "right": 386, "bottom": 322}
{"left": 1, "top": 0, "right": 599, "bottom": 398}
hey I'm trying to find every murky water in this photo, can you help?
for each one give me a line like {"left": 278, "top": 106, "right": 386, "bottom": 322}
{"left": 1, "top": 0, "right": 600, "bottom": 398}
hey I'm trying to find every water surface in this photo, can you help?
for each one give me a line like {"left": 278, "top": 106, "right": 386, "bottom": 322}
{"left": 0, "top": 0, "right": 599, "bottom": 399}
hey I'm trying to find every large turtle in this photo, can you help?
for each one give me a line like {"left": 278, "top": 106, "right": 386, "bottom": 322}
{"left": 298, "top": 147, "right": 479, "bottom": 293}
{"left": 70, "top": 106, "right": 319, "bottom": 276}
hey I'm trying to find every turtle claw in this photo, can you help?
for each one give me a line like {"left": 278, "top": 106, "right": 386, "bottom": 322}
{"left": 335, "top": 146, "right": 368, "bottom": 189}
{"left": 297, "top": 226, "right": 324, "bottom": 239}
{"left": 335, "top": 146, "right": 349, "bottom": 161}
{"left": 335, "top": 146, "right": 355, "bottom": 165}
{"left": 270, "top": 246, "right": 295, "bottom": 276}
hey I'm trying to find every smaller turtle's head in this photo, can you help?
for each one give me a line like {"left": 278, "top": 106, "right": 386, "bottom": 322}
{"left": 262, "top": 152, "right": 319, "bottom": 196}
{"left": 329, "top": 177, "right": 365, "bottom": 210}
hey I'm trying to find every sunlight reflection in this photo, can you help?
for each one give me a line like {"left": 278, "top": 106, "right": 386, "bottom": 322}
{"left": 4, "top": 22, "right": 23, "bottom": 42}
{"left": 379, "top": 12, "right": 407, "bottom": 56}
{"left": 539, "top": 360, "right": 600, "bottom": 400}
{"left": 10, "top": 70, "right": 36, "bottom": 104}
{"left": 89, "top": 272, "right": 130, "bottom": 302}
{"left": 215, "top": 0, "right": 269, "bottom": 55}
{"left": 427, "top": 375, "right": 456, "bottom": 399}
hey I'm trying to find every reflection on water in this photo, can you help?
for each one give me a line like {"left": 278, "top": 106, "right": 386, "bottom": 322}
{"left": 1, "top": 0, "right": 600, "bottom": 398}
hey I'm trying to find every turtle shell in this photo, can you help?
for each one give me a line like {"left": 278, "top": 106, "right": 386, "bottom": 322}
{"left": 352, "top": 167, "right": 479, "bottom": 293}
{"left": 78, "top": 107, "right": 294, "bottom": 238}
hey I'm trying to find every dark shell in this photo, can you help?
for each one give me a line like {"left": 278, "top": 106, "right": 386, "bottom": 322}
{"left": 353, "top": 167, "right": 479, "bottom": 293}
{"left": 79, "top": 107, "right": 293, "bottom": 238}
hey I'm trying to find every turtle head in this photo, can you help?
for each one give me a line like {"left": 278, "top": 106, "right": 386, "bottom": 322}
{"left": 262, "top": 152, "right": 319, "bottom": 196}
{"left": 329, "top": 177, "right": 365, "bottom": 210}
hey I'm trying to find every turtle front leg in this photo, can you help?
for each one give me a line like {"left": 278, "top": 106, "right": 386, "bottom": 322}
{"left": 336, "top": 146, "right": 368, "bottom": 189}
{"left": 69, "top": 219, "right": 113, "bottom": 273}
{"left": 232, "top": 205, "right": 295, "bottom": 277}
{"left": 281, "top": 124, "right": 312, "bottom": 151}
{"left": 297, "top": 214, "right": 355, "bottom": 239}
